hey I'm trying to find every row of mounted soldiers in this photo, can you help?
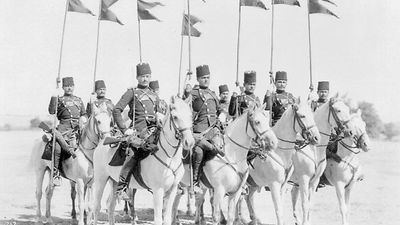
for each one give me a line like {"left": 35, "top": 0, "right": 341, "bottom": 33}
{"left": 44, "top": 62, "right": 330, "bottom": 199}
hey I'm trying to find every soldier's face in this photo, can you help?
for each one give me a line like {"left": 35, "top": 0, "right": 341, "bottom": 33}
{"left": 63, "top": 85, "right": 74, "bottom": 95}
{"left": 197, "top": 75, "right": 210, "bottom": 88}
{"left": 244, "top": 82, "right": 256, "bottom": 93}
{"left": 220, "top": 91, "right": 229, "bottom": 101}
{"left": 275, "top": 80, "right": 287, "bottom": 91}
{"left": 317, "top": 90, "right": 329, "bottom": 100}
{"left": 137, "top": 74, "right": 151, "bottom": 86}
{"left": 96, "top": 88, "right": 106, "bottom": 98}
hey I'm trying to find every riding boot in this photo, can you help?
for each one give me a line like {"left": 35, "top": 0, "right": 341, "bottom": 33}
{"left": 317, "top": 173, "right": 328, "bottom": 189}
{"left": 52, "top": 145, "right": 62, "bottom": 186}
{"left": 53, "top": 129, "right": 76, "bottom": 158}
{"left": 192, "top": 146, "right": 204, "bottom": 184}
{"left": 197, "top": 139, "right": 225, "bottom": 157}
{"left": 117, "top": 155, "right": 137, "bottom": 200}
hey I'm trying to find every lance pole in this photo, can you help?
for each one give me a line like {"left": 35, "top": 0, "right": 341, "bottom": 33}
{"left": 137, "top": 6, "right": 143, "bottom": 63}
{"left": 93, "top": 0, "right": 103, "bottom": 93}
{"left": 306, "top": 0, "right": 314, "bottom": 91}
{"left": 235, "top": 1, "right": 242, "bottom": 87}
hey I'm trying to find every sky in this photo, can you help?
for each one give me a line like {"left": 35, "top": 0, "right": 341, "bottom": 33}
{"left": 1, "top": 0, "right": 400, "bottom": 126}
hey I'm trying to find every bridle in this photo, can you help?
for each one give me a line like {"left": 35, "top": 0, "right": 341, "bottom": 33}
{"left": 277, "top": 105, "right": 317, "bottom": 149}
{"left": 338, "top": 129, "right": 367, "bottom": 154}
{"left": 79, "top": 113, "right": 111, "bottom": 151}
{"left": 326, "top": 99, "right": 351, "bottom": 137}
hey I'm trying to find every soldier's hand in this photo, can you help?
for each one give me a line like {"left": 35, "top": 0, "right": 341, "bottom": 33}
{"left": 124, "top": 128, "right": 135, "bottom": 136}
{"left": 90, "top": 93, "right": 97, "bottom": 102}
{"left": 232, "top": 92, "right": 238, "bottom": 98}
{"left": 308, "top": 91, "right": 318, "bottom": 102}
{"left": 52, "top": 88, "right": 63, "bottom": 97}
{"left": 156, "top": 112, "right": 165, "bottom": 125}
{"left": 184, "top": 84, "right": 192, "bottom": 93}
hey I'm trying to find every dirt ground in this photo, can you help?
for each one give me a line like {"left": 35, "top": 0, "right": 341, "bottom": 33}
{"left": 0, "top": 130, "right": 399, "bottom": 225}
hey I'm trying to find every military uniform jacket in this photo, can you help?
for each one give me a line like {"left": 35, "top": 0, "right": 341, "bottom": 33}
{"left": 264, "top": 91, "right": 295, "bottom": 125}
{"left": 311, "top": 99, "right": 327, "bottom": 112}
{"left": 113, "top": 86, "right": 161, "bottom": 133}
{"left": 48, "top": 95, "right": 86, "bottom": 130}
{"left": 184, "top": 86, "right": 220, "bottom": 133}
{"left": 86, "top": 97, "right": 114, "bottom": 115}
{"left": 228, "top": 92, "right": 261, "bottom": 117}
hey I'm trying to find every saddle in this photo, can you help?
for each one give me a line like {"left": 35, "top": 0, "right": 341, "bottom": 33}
{"left": 41, "top": 133, "right": 76, "bottom": 162}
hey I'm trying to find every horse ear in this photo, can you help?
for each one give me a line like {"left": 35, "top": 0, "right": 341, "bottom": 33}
{"left": 356, "top": 108, "right": 362, "bottom": 117}
{"left": 170, "top": 96, "right": 175, "bottom": 105}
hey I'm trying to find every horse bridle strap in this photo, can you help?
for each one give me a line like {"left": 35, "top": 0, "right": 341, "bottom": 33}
{"left": 329, "top": 102, "right": 350, "bottom": 135}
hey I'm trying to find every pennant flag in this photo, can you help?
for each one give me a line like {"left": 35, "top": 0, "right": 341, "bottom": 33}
{"left": 181, "top": 14, "right": 202, "bottom": 37}
{"left": 68, "top": 0, "right": 95, "bottom": 15}
{"left": 273, "top": 0, "right": 300, "bottom": 7}
{"left": 137, "top": 0, "right": 163, "bottom": 21}
{"left": 99, "top": 0, "right": 123, "bottom": 25}
{"left": 309, "top": 0, "right": 339, "bottom": 18}
{"left": 240, "top": 0, "right": 268, "bottom": 10}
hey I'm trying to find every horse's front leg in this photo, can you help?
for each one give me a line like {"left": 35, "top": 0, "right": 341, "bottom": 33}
{"left": 245, "top": 186, "right": 260, "bottom": 225}
{"left": 107, "top": 181, "right": 118, "bottom": 225}
{"left": 70, "top": 181, "right": 77, "bottom": 220}
{"left": 291, "top": 185, "right": 300, "bottom": 225}
{"left": 44, "top": 179, "right": 55, "bottom": 224}
{"left": 163, "top": 184, "right": 179, "bottom": 225}
{"left": 194, "top": 187, "right": 207, "bottom": 225}
{"left": 299, "top": 177, "right": 311, "bottom": 225}
{"left": 76, "top": 179, "right": 85, "bottom": 225}
{"left": 91, "top": 176, "right": 108, "bottom": 225}
{"left": 270, "top": 182, "right": 284, "bottom": 225}
{"left": 153, "top": 188, "right": 164, "bottom": 225}
{"left": 212, "top": 188, "right": 224, "bottom": 225}
{"left": 35, "top": 169, "right": 46, "bottom": 223}
{"left": 344, "top": 184, "right": 354, "bottom": 225}
{"left": 334, "top": 183, "right": 348, "bottom": 225}
{"left": 128, "top": 189, "right": 138, "bottom": 225}
{"left": 228, "top": 190, "right": 242, "bottom": 225}
{"left": 171, "top": 186, "right": 184, "bottom": 225}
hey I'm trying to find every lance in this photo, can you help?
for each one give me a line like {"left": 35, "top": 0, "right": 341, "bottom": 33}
{"left": 137, "top": 1, "right": 143, "bottom": 63}
{"left": 177, "top": 2, "right": 185, "bottom": 96}
{"left": 50, "top": 0, "right": 70, "bottom": 187}
{"left": 93, "top": 0, "right": 103, "bottom": 94}
{"left": 235, "top": 0, "right": 242, "bottom": 87}
{"left": 306, "top": 0, "right": 314, "bottom": 91}
{"left": 267, "top": 0, "right": 276, "bottom": 126}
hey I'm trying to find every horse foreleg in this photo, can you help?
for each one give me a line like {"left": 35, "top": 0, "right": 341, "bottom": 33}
{"left": 228, "top": 191, "right": 242, "bottom": 225}
{"left": 92, "top": 176, "right": 108, "bottom": 225}
{"left": 212, "top": 188, "right": 224, "bottom": 225}
{"left": 186, "top": 187, "right": 194, "bottom": 216}
{"left": 194, "top": 188, "right": 207, "bottom": 225}
{"left": 245, "top": 186, "right": 259, "bottom": 225}
{"left": 128, "top": 189, "right": 138, "bottom": 225}
{"left": 70, "top": 181, "right": 77, "bottom": 220}
{"left": 210, "top": 189, "right": 226, "bottom": 225}
{"left": 291, "top": 185, "right": 300, "bottom": 225}
{"left": 299, "top": 177, "right": 311, "bottom": 225}
{"left": 172, "top": 187, "right": 184, "bottom": 225}
{"left": 334, "top": 183, "right": 348, "bottom": 225}
{"left": 35, "top": 169, "right": 46, "bottom": 223}
{"left": 107, "top": 181, "right": 118, "bottom": 225}
{"left": 344, "top": 185, "right": 353, "bottom": 223}
{"left": 153, "top": 188, "right": 164, "bottom": 225}
{"left": 163, "top": 185, "right": 179, "bottom": 225}
{"left": 270, "top": 183, "right": 284, "bottom": 225}
{"left": 44, "top": 178, "right": 55, "bottom": 224}
{"left": 76, "top": 179, "right": 85, "bottom": 225}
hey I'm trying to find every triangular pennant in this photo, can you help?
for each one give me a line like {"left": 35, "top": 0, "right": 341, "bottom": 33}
{"left": 240, "top": 0, "right": 268, "bottom": 10}
{"left": 68, "top": 0, "right": 95, "bottom": 15}
{"left": 181, "top": 14, "right": 202, "bottom": 37}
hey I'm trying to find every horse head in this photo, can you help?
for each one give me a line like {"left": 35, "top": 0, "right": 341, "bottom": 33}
{"left": 169, "top": 96, "right": 195, "bottom": 150}
{"left": 346, "top": 109, "right": 371, "bottom": 152}
{"left": 328, "top": 94, "right": 352, "bottom": 137}
{"left": 292, "top": 97, "right": 320, "bottom": 145}
{"left": 92, "top": 102, "right": 112, "bottom": 139}
{"left": 247, "top": 104, "right": 278, "bottom": 152}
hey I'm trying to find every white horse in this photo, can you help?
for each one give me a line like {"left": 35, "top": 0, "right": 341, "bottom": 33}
{"left": 324, "top": 110, "right": 371, "bottom": 225}
{"left": 239, "top": 97, "right": 321, "bottom": 225}
{"left": 173, "top": 105, "right": 278, "bottom": 225}
{"left": 90, "top": 96, "right": 195, "bottom": 225}
{"left": 29, "top": 103, "right": 112, "bottom": 225}
{"left": 290, "top": 97, "right": 352, "bottom": 225}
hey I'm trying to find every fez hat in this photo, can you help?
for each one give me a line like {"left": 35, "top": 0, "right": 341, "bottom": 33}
{"left": 95, "top": 80, "right": 106, "bottom": 90}
{"left": 219, "top": 84, "right": 229, "bottom": 95}
{"left": 244, "top": 71, "right": 257, "bottom": 83}
{"left": 317, "top": 81, "right": 329, "bottom": 91}
{"left": 275, "top": 71, "right": 287, "bottom": 81}
{"left": 149, "top": 80, "right": 160, "bottom": 90}
{"left": 136, "top": 62, "right": 151, "bottom": 76}
{"left": 196, "top": 65, "right": 210, "bottom": 78}
{"left": 62, "top": 77, "right": 74, "bottom": 87}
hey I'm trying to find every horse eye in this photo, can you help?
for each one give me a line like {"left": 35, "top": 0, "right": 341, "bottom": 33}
{"left": 173, "top": 115, "right": 178, "bottom": 120}
{"left": 255, "top": 120, "right": 260, "bottom": 125}
{"left": 97, "top": 120, "right": 101, "bottom": 124}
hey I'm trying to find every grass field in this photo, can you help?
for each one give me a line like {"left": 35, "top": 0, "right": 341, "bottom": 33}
{"left": 0, "top": 130, "right": 399, "bottom": 225}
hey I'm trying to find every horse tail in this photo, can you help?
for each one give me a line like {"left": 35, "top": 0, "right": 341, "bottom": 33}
{"left": 27, "top": 138, "right": 46, "bottom": 172}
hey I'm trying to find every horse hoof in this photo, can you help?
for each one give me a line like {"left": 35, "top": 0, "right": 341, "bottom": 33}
{"left": 43, "top": 217, "right": 53, "bottom": 225}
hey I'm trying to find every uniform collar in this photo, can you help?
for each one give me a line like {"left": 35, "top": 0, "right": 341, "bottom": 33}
{"left": 276, "top": 90, "right": 286, "bottom": 94}
{"left": 137, "top": 84, "right": 148, "bottom": 89}
{"left": 318, "top": 98, "right": 327, "bottom": 103}
{"left": 244, "top": 91, "right": 254, "bottom": 96}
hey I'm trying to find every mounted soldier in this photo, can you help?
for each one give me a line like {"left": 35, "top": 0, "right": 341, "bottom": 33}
{"left": 113, "top": 62, "right": 163, "bottom": 199}
{"left": 86, "top": 80, "right": 114, "bottom": 116}
{"left": 310, "top": 81, "right": 330, "bottom": 112}
{"left": 218, "top": 84, "right": 232, "bottom": 123}
{"left": 228, "top": 71, "right": 261, "bottom": 118}
{"left": 149, "top": 80, "right": 168, "bottom": 115}
{"left": 183, "top": 64, "right": 225, "bottom": 186}
{"left": 47, "top": 76, "right": 87, "bottom": 186}
{"left": 264, "top": 71, "right": 296, "bottom": 126}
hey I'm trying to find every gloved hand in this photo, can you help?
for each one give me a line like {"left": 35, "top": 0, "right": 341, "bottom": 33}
{"left": 79, "top": 116, "right": 87, "bottom": 129}
{"left": 156, "top": 112, "right": 165, "bottom": 125}
{"left": 308, "top": 91, "right": 318, "bottom": 102}
{"left": 52, "top": 88, "right": 63, "bottom": 97}
{"left": 124, "top": 128, "right": 135, "bottom": 136}
{"left": 90, "top": 93, "right": 97, "bottom": 102}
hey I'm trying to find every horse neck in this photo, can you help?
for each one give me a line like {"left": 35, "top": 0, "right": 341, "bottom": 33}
{"left": 272, "top": 109, "right": 297, "bottom": 166}
{"left": 314, "top": 103, "right": 331, "bottom": 150}
{"left": 158, "top": 112, "right": 182, "bottom": 160}
{"left": 79, "top": 116, "right": 99, "bottom": 154}
{"left": 224, "top": 114, "right": 251, "bottom": 165}
{"left": 336, "top": 137, "right": 357, "bottom": 161}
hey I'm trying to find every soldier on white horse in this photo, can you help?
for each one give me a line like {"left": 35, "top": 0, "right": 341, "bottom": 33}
{"left": 86, "top": 80, "right": 114, "bottom": 116}
{"left": 47, "top": 76, "right": 88, "bottom": 186}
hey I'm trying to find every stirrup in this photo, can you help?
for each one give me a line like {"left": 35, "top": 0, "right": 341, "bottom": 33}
{"left": 241, "top": 185, "right": 249, "bottom": 195}
{"left": 116, "top": 187, "right": 130, "bottom": 201}
{"left": 52, "top": 170, "right": 61, "bottom": 187}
